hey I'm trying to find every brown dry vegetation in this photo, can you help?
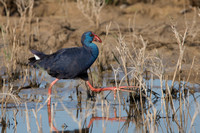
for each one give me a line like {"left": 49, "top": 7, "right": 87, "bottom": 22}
{"left": 0, "top": 1, "right": 200, "bottom": 132}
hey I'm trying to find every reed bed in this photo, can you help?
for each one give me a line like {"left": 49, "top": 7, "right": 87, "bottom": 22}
{"left": 0, "top": 0, "right": 199, "bottom": 133}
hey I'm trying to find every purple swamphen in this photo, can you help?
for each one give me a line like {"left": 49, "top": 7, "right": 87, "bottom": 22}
{"left": 29, "top": 31, "right": 134, "bottom": 105}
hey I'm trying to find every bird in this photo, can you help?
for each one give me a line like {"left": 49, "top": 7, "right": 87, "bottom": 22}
{"left": 29, "top": 31, "right": 134, "bottom": 105}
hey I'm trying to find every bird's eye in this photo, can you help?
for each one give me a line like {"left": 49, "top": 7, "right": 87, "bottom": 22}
{"left": 90, "top": 34, "right": 94, "bottom": 37}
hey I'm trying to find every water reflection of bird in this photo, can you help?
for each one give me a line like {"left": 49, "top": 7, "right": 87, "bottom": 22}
{"left": 29, "top": 31, "right": 102, "bottom": 105}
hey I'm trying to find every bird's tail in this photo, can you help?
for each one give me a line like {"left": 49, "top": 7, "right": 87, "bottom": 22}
{"left": 28, "top": 49, "right": 46, "bottom": 66}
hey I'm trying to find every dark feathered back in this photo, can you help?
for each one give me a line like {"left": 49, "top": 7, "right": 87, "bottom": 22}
{"left": 28, "top": 31, "right": 100, "bottom": 80}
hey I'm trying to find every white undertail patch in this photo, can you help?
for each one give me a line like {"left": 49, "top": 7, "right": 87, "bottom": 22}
{"left": 34, "top": 55, "right": 40, "bottom": 60}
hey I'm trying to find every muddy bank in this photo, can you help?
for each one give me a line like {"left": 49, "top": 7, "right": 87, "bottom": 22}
{"left": 0, "top": 1, "right": 199, "bottom": 84}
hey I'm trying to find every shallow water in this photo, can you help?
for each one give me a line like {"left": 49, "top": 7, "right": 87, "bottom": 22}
{"left": 0, "top": 70, "right": 200, "bottom": 133}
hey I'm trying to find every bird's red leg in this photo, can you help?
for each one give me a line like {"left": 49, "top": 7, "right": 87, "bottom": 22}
{"left": 86, "top": 81, "right": 138, "bottom": 93}
{"left": 48, "top": 78, "right": 59, "bottom": 106}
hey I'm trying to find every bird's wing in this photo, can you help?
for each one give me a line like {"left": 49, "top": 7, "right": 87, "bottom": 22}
{"left": 29, "top": 49, "right": 47, "bottom": 66}
{"left": 30, "top": 49, "right": 46, "bottom": 59}
{"left": 40, "top": 47, "right": 94, "bottom": 79}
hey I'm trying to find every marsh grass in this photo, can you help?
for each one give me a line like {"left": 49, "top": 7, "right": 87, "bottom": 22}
{"left": 0, "top": 0, "right": 43, "bottom": 101}
{"left": 0, "top": 1, "right": 199, "bottom": 132}
{"left": 0, "top": 0, "right": 34, "bottom": 80}
{"left": 0, "top": 0, "right": 40, "bottom": 130}
{"left": 95, "top": 20, "right": 200, "bottom": 132}
{"left": 77, "top": 0, "right": 105, "bottom": 29}
{"left": 0, "top": 81, "right": 21, "bottom": 132}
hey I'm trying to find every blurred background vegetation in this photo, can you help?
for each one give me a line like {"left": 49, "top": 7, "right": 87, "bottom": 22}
{"left": 0, "top": 0, "right": 199, "bottom": 17}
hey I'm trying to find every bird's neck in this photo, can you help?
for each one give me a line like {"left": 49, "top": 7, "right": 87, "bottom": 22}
{"left": 83, "top": 42, "right": 99, "bottom": 60}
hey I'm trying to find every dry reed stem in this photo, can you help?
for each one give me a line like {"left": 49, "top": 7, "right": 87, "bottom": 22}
{"left": 165, "top": 81, "right": 180, "bottom": 130}
{"left": 0, "top": 0, "right": 34, "bottom": 80}
{"left": 59, "top": 99, "right": 97, "bottom": 132}
{"left": 101, "top": 98, "right": 110, "bottom": 133}
{"left": 185, "top": 56, "right": 195, "bottom": 87}
{"left": 12, "top": 109, "right": 18, "bottom": 131}
{"left": 25, "top": 102, "right": 31, "bottom": 133}
{"left": 111, "top": 66, "right": 122, "bottom": 116}
{"left": 0, "top": 92, "right": 21, "bottom": 105}
{"left": 31, "top": 98, "right": 45, "bottom": 133}
{"left": 77, "top": 0, "right": 105, "bottom": 29}
{"left": 189, "top": 103, "right": 200, "bottom": 133}
{"left": 37, "top": 96, "right": 51, "bottom": 111}
{"left": 96, "top": 21, "right": 112, "bottom": 72}
{"left": 32, "top": 109, "right": 42, "bottom": 133}
{"left": 179, "top": 81, "right": 183, "bottom": 132}
{"left": 108, "top": 19, "right": 200, "bottom": 132}
{"left": 142, "top": 94, "right": 158, "bottom": 132}
{"left": 113, "top": 25, "right": 148, "bottom": 129}
{"left": 0, "top": 81, "right": 21, "bottom": 115}
{"left": 171, "top": 25, "right": 188, "bottom": 88}
{"left": 146, "top": 54, "right": 174, "bottom": 131}
{"left": 113, "top": 27, "right": 154, "bottom": 131}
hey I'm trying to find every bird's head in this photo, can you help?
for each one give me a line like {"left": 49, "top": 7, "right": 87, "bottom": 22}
{"left": 81, "top": 31, "right": 102, "bottom": 45}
